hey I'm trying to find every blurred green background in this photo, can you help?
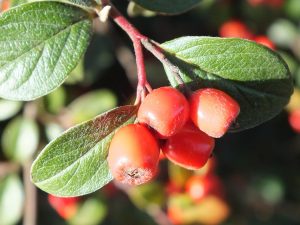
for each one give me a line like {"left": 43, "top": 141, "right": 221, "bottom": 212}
{"left": 1, "top": 0, "right": 300, "bottom": 225}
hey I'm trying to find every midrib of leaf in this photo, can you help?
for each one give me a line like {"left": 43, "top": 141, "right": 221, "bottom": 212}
{"left": 163, "top": 49, "right": 289, "bottom": 100}
{"left": 166, "top": 47, "right": 284, "bottom": 80}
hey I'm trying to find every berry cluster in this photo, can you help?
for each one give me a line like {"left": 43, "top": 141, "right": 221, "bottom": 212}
{"left": 166, "top": 159, "right": 230, "bottom": 225}
{"left": 108, "top": 87, "right": 240, "bottom": 185}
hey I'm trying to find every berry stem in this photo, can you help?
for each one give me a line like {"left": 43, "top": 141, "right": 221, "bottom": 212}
{"left": 141, "top": 39, "right": 186, "bottom": 88}
{"left": 98, "top": 0, "right": 186, "bottom": 101}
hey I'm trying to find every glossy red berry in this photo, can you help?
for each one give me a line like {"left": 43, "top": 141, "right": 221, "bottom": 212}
{"left": 108, "top": 124, "right": 159, "bottom": 185}
{"left": 189, "top": 88, "right": 240, "bottom": 138}
{"left": 288, "top": 109, "right": 300, "bottom": 133}
{"left": 48, "top": 194, "right": 79, "bottom": 220}
{"left": 137, "top": 87, "right": 189, "bottom": 137}
{"left": 253, "top": 35, "right": 276, "bottom": 50}
{"left": 162, "top": 123, "right": 215, "bottom": 170}
{"left": 219, "top": 20, "right": 253, "bottom": 39}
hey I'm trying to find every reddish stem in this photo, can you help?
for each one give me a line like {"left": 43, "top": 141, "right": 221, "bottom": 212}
{"left": 101, "top": 0, "right": 148, "bottom": 104}
{"left": 99, "top": 0, "right": 185, "bottom": 102}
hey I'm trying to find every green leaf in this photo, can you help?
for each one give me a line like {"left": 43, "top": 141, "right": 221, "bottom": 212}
{"left": 168, "top": 162, "right": 193, "bottom": 188}
{"left": 45, "top": 122, "right": 65, "bottom": 141}
{"left": 65, "top": 59, "right": 85, "bottom": 84}
{"left": 69, "top": 198, "right": 107, "bottom": 225}
{"left": 131, "top": 0, "right": 200, "bottom": 14}
{"left": 45, "top": 86, "right": 67, "bottom": 114}
{"left": 129, "top": 182, "right": 166, "bottom": 209}
{"left": 67, "top": 89, "right": 117, "bottom": 124}
{"left": 0, "top": 99, "right": 22, "bottom": 121}
{"left": 2, "top": 116, "right": 39, "bottom": 164}
{"left": 0, "top": 174, "right": 24, "bottom": 225}
{"left": 161, "top": 36, "right": 293, "bottom": 131}
{"left": 0, "top": 1, "right": 93, "bottom": 101}
{"left": 31, "top": 105, "right": 138, "bottom": 197}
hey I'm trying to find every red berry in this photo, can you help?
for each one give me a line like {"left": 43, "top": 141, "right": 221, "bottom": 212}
{"left": 137, "top": 87, "right": 189, "bottom": 137}
{"left": 166, "top": 181, "right": 182, "bottom": 195}
{"left": 108, "top": 124, "right": 159, "bottom": 185}
{"left": 167, "top": 205, "right": 183, "bottom": 225}
{"left": 288, "top": 109, "right": 300, "bottom": 133}
{"left": 219, "top": 20, "right": 253, "bottom": 39}
{"left": 185, "top": 175, "right": 223, "bottom": 202}
{"left": 248, "top": 0, "right": 283, "bottom": 7}
{"left": 266, "top": 0, "right": 284, "bottom": 7}
{"left": 253, "top": 35, "right": 276, "bottom": 50}
{"left": 189, "top": 88, "right": 240, "bottom": 138}
{"left": 48, "top": 194, "right": 79, "bottom": 220}
{"left": 162, "top": 123, "right": 215, "bottom": 170}
{"left": 1, "top": 0, "right": 10, "bottom": 11}
{"left": 248, "top": 0, "right": 264, "bottom": 6}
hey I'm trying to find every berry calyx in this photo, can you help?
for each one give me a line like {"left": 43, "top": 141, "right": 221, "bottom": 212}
{"left": 108, "top": 124, "right": 159, "bottom": 185}
{"left": 189, "top": 88, "right": 240, "bottom": 138}
{"left": 48, "top": 194, "right": 79, "bottom": 220}
{"left": 162, "top": 123, "right": 215, "bottom": 170}
{"left": 137, "top": 86, "right": 189, "bottom": 137}
{"left": 219, "top": 20, "right": 253, "bottom": 39}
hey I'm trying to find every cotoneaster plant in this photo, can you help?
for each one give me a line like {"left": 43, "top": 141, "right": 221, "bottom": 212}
{"left": 0, "top": 0, "right": 293, "bottom": 196}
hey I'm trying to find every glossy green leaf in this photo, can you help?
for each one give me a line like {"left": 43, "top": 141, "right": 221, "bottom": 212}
{"left": 2, "top": 116, "right": 39, "bottom": 164}
{"left": 31, "top": 105, "right": 138, "bottom": 197}
{"left": 161, "top": 36, "right": 293, "bottom": 131}
{"left": 131, "top": 0, "right": 200, "bottom": 14}
{"left": 67, "top": 89, "right": 117, "bottom": 124}
{"left": 0, "top": 1, "right": 93, "bottom": 101}
{"left": 0, "top": 99, "right": 22, "bottom": 121}
{"left": 0, "top": 174, "right": 24, "bottom": 225}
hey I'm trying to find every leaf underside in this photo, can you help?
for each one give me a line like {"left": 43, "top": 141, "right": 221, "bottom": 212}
{"left": 161, "top": 36, "right": 293, "bottom": 131}
{"left": 31, "top": 105, "right": 138, "bottom": 197}
{"left": 0, "top": 1, "right": 93, "bottom": 101}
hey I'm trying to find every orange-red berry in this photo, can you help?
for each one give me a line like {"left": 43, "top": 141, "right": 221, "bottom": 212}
{"left": 48, "top": 194, "right": 79, "bottom": 220}
{"left": 219, "top": 20, "right": 253, "bottom": 39}
{"left": 189, "top": 88, "right": 240, "bottom": 138}
{"left": 137, "top": 87, "right": 189, "bottom": 137}
{"left": 253, "top": 35, "right": 276, "bottom": 50}
{"left": 288, "top": 109, "right": 300, "bottom": 133}
{"left": 108, "top": 124, "right": 159, "bottom": 185}
{"left": 162, "top": 123, "right": 215, "bottom": 170}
